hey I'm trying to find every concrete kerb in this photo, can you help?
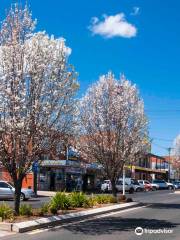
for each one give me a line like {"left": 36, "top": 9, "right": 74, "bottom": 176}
{"left": 9, "top": 202, "right": 142, "bottom": 233}
{"left": 37, "top": 191, "right": 56, "bottom": 197}
{"left": 0, "top": 223, "right": 13, "bottom": 231}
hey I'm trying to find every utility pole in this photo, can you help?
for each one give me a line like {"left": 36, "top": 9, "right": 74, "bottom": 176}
{"left": 167, "top": 147, "right": 173, "bottom": 182}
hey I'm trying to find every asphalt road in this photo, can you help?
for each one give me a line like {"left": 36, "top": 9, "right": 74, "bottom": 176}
{"left": 0, "top": 189, "right": 176, "bottom": 208}
{"left": 0, "top": 196, "right": 51, "bottom": 209}
{"left": 2, "top": 190, "right": 180, "bottom": 240}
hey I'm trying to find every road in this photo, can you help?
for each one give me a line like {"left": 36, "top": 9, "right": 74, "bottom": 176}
{"left": 0, "top": 189, "right": 175, "bottom": 208}
{"left": 1, "top": 190, "right": 180, "bottom": 240}
{"left": 0, "top": 196, "right": 50, "bottom": 209}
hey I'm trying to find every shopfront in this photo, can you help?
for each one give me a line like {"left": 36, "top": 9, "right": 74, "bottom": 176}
{"left": 37, "top": 160, "right": 84, "bottom": 191}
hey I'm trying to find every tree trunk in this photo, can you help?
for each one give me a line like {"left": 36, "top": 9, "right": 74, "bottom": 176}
{"left": 111, "top": 179, "right": 117, "bottom": 197}
{"left": 14, "top": 179, "right": 22, "bottom": 215}
{"left": 33, "top": 171, "right": 37, "bottom": 197}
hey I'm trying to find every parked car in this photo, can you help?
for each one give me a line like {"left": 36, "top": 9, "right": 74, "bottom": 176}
{"left": 172, "top": 180, "right": 180, "bottom": 189}
{"left": 131, "top": 179, "right": 144, "bottom": 192}
{"left": 138, "top": 180, "right": 160, "bottom": 191}
{"left": 166, "top": 182, "right": 175, "bottom": 190}
{"left": 0, "top": 181, "right": 34, "bottom": 201}
{"left": 101, "top": 179, "right": 134, "bottom": 194}
{"left": 116, "top": 180, "right": 134, "bottom": 194}
{"left": 101, "top": 180, "right": 111, "bottom": 192}
{"left": 138, "top": 180, "right": 153, "bottom": 191}
{"left": 119, "top": 178, "right": 144, "bottom": 192}
{"left": 151, "top": 179, "right": 173, "bottom": 190}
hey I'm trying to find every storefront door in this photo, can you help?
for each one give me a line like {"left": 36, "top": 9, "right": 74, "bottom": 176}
{"left": 50, "top": 171, "right": 55, "bottom": 191}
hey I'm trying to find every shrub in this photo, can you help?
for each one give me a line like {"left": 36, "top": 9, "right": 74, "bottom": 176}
{"left": 39, "top": 203, "right": 49, "bottom": 216}
{"left": 86, "top": 196, "right": 97, "bottom": 208}
{"left": 49, "top": 205, "right": 58, "bottom": 215}
{"left": 19, "top": 204, "right": 32, "bottom": 216}
{"left": 108, "top": 195, "right": 118, "bottom": 203}
{"left": 69, "top": 192, "right": 89, "bottom": 208}
{"left": 95, "top": 195, "right": 112, "bottom": 204}
{"left": 50, "top": 192, "right": 70, "bottom": 211}
{"left": 0, "top": 203, "right": 13, "bottom": 220}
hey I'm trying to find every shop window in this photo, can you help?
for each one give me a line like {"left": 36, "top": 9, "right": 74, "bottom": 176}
{"left": 41, "top": 154, "right": 49, "bottom": 160}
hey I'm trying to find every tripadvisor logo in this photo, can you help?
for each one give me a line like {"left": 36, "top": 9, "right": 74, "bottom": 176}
{"left": 135, "top": 227, "right": 143, "bottom": 236}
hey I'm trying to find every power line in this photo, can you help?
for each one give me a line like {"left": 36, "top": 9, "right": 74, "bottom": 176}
{"left": 152, "top": 142, "right": 168, "bottom": 150}
{"left": 145, "top": 109, "right": 180, "bottom": 112}
{"left": 151, "top": 137, "right": 173, "bottom": 142}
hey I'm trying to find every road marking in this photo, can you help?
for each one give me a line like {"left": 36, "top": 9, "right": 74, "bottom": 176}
{"left": 27, "top": 204, "right": 149, "bottom": 235}
{"left": 0, "top": 231, "right": 16, "bottom": 237}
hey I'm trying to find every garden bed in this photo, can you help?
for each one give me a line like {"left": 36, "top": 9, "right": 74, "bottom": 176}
{"left": 0, "top": 192, "right": 133, "bottom": 224}
{"left": 5, "top": 203, "right": 114, "bottom": 223}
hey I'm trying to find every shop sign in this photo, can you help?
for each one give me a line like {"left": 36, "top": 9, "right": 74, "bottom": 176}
{"left": 86, "top": 163, "right": 102, "bottom": 169}
{"left": 40, "top": 160, "right": 67, "bottom": 167}
{"left": 66, "top": 160, "right": 80, "bottom": 167}
{"left": 65, "top": 167, "right": 83, "bottom": 174}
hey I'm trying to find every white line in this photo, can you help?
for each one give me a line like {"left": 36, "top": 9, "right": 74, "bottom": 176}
{"left": 27, "top": 204, "right": 148, "bottom": 235}
{"left": 0, "top": 231, "right": 16, "bottom": 237}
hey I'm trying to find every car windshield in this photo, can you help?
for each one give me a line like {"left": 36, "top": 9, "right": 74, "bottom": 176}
{"left": 117, "top": 181, "right": 122, "bottom": 185}
{"left": 144, "top": 181, "right": 150, "bottom": 184}
{"left": 131, "top": 179, "right": 139, "bottom": 185}
{"left": 153, "top": 180, "right": 165, "bottom": 183}
{"left": 104, "top": 180, "right": 110, "bottom": 184}
{"left": 7, "top": 182, "right": 14, "bottom": 188}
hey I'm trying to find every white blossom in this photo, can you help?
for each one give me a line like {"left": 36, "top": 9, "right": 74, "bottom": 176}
{"left": 0, "top": 4, "right": 78, "bottom": 213}
{"left": 77, "top": 72, "right": 148, "bottom": 194}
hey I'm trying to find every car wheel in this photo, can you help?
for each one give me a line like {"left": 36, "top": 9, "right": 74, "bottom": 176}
{"left": 152, "top": 186, "right": 157, "bottom": 191}
{"left": 136, "top": 187, "right": 141, "bottom": 192}
{"left": 20, "top": 193, "right": 26, "bottom": 201}
{"left": 168, "top": 186, "right": 173, "bottom": 190}
{"left": 129, "top": 188, "right": 134, "bottom": 194}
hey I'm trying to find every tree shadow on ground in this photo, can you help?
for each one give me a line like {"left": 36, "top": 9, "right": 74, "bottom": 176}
{"left": 145, "top": 203, "right": 180, "bottom": 210}
{"left": 50, "top": 216, "right": 178, "bottom": 236}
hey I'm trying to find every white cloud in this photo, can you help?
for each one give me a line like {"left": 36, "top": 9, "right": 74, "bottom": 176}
{"left": 64, "top": 46, "right": 72, "bottom": 56}
{"left": 131, "top": 7, "right": 140, "bottom": 16}
{"left": 89, "top": 13, "right": 137, "bottom": 38}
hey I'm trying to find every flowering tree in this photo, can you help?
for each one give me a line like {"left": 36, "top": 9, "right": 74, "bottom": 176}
{"left": 78, "top": 72, "right": 148, "bottom": 196}
{"left": 172, "top": 135, "right": 180, "bottom": 177}
{"left": 0, "top": 4, "right": 78, "bottom": 214}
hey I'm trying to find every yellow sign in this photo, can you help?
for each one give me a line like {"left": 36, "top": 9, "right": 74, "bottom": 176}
{"left": 125, "top": 165, "right": 166, "bottom": 174}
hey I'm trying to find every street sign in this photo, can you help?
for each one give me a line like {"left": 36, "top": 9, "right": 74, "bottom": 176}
{"left": 32, "top": 161, "right": 39, "bottom": 173}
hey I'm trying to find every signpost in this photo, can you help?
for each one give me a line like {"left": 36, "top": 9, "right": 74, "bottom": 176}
{"left": 32, "top": 161, "right": 39, "bottom": 197}
{"left": 122, "top": 167, "right": 125, "bottom": 196}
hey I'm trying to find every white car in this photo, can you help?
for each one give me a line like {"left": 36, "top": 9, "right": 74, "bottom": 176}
{"left": 131, "top": 179, "right": 144, "bottom": 192}
{"left": 138, "top": 180, "right": 159, "bottom": 191}
{"left": 101, "top": 180, "right": 112, "bottom": 192}
{"left": 0, "top": 181, "right": 35, "bottom": 201}
{"left": 116, "top": 180, "right": 134, "bottom": 194}
{"left": 101, "top": 180, "right": 134, "bottom": 194}
{"left": 119, "top": 178, "right": 144, "bottom": 192}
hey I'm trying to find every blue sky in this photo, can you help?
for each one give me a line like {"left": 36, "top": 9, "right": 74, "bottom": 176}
{"left": 1, "top": 0, "right": 180, "bottom": 155}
